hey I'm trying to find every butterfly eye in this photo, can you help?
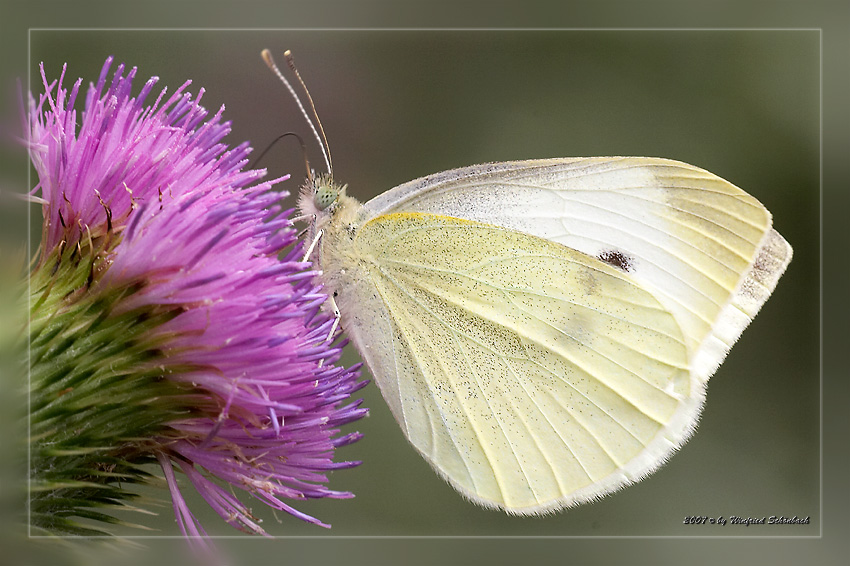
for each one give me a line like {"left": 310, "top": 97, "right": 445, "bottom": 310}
{"left": 314, "top": 184, "right": 339, "bottom": 211}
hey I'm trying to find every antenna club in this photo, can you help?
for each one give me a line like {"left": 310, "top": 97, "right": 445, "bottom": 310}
{"left": 284, "top": 50, "right": 298, "bottom": 72}
{"left": 261, "top": 49, "right": 275, "bottom": 68}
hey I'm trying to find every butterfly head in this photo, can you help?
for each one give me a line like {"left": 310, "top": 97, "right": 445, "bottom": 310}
{"left": 298, "top": 173, "right": 348, "bottom": 221}
{"left": 314, "top": 179, "right": 340, "bottom": 211}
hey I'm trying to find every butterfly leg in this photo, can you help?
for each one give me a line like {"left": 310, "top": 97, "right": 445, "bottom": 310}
{"left": 290, "top": 213, "right": 313, "bottom": 224}
{"left": 317, "top": 294, "right": 341, "bottom": 368}
{"left": 325, "top": 293, "right": 341, "bottom": 342}
{"left": 301, "top": 227, "right": 324, "bottom": 262}
{"left": 290, "top": 212, "right": 316, "bottom": 234}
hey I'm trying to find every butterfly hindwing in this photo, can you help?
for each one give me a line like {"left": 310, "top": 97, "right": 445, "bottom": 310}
{"left": 340, "top": 212, "right": 696, "bottom": 513}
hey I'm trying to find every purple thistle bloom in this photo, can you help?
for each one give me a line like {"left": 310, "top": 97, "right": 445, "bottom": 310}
{"left": 26, "top": 57, "right": 367, "bottom": 540}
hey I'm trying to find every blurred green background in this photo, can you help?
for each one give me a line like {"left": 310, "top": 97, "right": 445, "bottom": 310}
{"left": 1, "top": 8, "right": 840, "bottom": 566}
{"left": 26, "top": 25, "right": 820, "bottom": 533}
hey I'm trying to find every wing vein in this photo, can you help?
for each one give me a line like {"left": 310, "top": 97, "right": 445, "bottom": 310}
{"left": 452, "top": 332, "right": 543, "bottom": 505}
{"left": 380, "top": 256, "right": 684, "bottom": 344}
{"left": 370, "top": 270, "right": 486, "bottom": 496}
{"left": 380, "top": 263, "right": 673, "bottom": 427}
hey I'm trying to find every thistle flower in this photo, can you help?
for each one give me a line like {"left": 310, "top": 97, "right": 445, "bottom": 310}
{"left": 26, "top": 57, "right": 367, "bottom": 541}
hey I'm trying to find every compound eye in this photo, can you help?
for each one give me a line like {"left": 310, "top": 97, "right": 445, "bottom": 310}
{"left": 314, "top": 185, "right": 338, "bottom": 211}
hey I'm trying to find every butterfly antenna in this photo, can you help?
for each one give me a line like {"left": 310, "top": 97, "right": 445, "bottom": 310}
{"left": 284, "top": 50, "right": 333, "bottom": 176}
{"left": 252, "top": 131, "right": 314, "bottom": 183}
{"left": 261, "top": 49, "right": 332, "bottom": 176}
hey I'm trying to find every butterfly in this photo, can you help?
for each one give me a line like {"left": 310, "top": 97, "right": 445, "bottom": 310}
{"left": 263, "top": 50, "right": 792, "bottom": 515}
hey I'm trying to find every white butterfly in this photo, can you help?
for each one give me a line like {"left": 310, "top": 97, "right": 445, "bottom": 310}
{"left": 264, "top": 51, "right": 792, "bottom": 515}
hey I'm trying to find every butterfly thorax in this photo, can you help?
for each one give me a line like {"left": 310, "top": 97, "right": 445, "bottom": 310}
{"left": 299, "top": 174, "right": 373, "bottom": 313}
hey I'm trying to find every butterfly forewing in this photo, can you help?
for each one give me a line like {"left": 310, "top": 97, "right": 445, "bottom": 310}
{"left": 364, "top": 157, "right": 792, "bottom": 382}
{"left": 343, "top": 212, "right": 695, "bottom": 512}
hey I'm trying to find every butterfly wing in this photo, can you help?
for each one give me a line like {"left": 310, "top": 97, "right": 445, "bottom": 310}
{"left": 364, "top": 158, "right": 792, "bottom": 382}
{"left": 336, "top": 212, "right": 697, "bottom": 513}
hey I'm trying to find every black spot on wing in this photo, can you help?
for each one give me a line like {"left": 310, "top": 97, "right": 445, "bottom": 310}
{"left": 598, "top": 249, "right": 634, "bottom": 272}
